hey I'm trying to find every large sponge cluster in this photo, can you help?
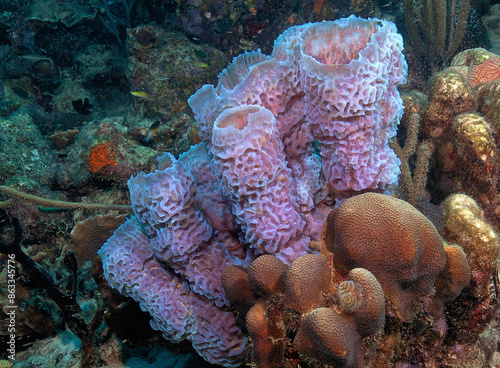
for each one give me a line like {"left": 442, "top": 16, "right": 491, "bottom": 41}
{"left": 189, "top": 15, "right": 407, "bottom": 206}
{"left": 100, "top": 218, "right": 249, "bottom": 366}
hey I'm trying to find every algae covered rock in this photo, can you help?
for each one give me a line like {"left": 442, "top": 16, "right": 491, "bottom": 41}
{"left": 0, "top": 112, "right": 57, "bottom": 185}
{"left": 57, "top": 117, "right": 158, "bottom": 188}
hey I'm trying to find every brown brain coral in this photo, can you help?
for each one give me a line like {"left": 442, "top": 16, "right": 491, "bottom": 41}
{"left": 247, "top": 254, "right": 288, "bottom": 298}
{"left": 294, "top": 307, "right": 361, "bottom": 367}
{"left": 246, "top": 299, "right": 285, "bottom": 368}
{"left": 221, "top": 265, "right": 255, "bottom": 315}
{"left": 345, "top": 268, "right": 385, "bottom": 338}
{"left": 326, "top": 192, "right": 446, "bottom": 320}
{"left": 430, "top": 243, "right": 471, "bottom": 319}
{"left": 223, "top": 254, "right": 385, "bottom": 368}
{"left": 283, "top": 254, "right": 333, "bottom": 314}
{"left": 292, "top": 267, "right": 384, "bottom": 368}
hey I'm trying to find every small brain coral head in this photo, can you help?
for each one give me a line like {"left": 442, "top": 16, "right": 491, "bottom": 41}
{"left": 326, "top": 193, "right": 446, "bottom": 320}
{"left": 246, "top": 299, "right": 285, "bottom": 368}
{"left": 294, "top": 307, "right": 362, "bottom": 367}
{"left": 431, "top": 243, "right": 471, "bottom": 319}
{"left": 283, "top": 254, "right": 333, "bottom": 314}
{"left": 247, "top": 255, "right": 288, "bottom": 297}
{"left": 221, "top": 265, "right": 255, "bottom": 316}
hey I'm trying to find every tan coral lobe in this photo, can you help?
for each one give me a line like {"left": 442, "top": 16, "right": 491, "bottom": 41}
{"left": 421, "top": 70, "right": 476, "bottom": 138}
{"left": 346, "top": 267, "right": 385, "bottom": 338}
{"left": 283, "top": 254, "right": 332, "bottom": 314}
{"left": 451, "top": 112, "right": 499, "bottom": 194}
{"left": 221, "top": 265, "right": 255, "bottom": 315}
{"left": 431, "top": 243, "right": 471, "bottom": 319}
{"left": 294, "top": 307, "right": 362, "bottom": 367}
{"left": 441, "top": 194, "right": 500, "bottom": 298}
{"left": 246, "top": 299, "right": 285, "bottom": 368}
{"left": 247, "top": 254, "right": 288, "bottom": 297}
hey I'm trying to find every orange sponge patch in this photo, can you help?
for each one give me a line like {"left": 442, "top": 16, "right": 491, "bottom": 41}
{"left": 87, "top": 142, "right": 117, "bottom": 173}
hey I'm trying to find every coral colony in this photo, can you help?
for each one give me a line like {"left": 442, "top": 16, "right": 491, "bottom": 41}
{"left": 96, "top": 16, "right": 499, "bottom": 368}
{"left": 99, "top": 15, "right": 407, "bottom": 367}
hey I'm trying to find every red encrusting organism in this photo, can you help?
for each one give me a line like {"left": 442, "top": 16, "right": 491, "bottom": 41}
{"left": 87, "top": 142, "right": 117, "bottom": 173}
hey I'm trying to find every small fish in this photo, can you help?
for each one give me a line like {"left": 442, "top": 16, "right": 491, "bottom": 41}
{"left": 130, "top": 90, "right": 153, "bottom": 100}
{"left": 144, "top": 120, "right": 160, "bottom": 143}
{"left": 194, "top": 61, "right": 208, "bottom": 68}
{"left": 190, "top": 36, "right": 202, "bottom": 44}
{"left": 11, "top": 86, "right": 31, "bottom": 99}
{"left": 194, "top": 49, "right": 209, "bottom": 60}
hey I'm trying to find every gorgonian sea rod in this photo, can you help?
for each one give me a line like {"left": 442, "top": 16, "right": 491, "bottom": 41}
{"left": 99, "top": 15, "right": 407, "bottom": 367}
